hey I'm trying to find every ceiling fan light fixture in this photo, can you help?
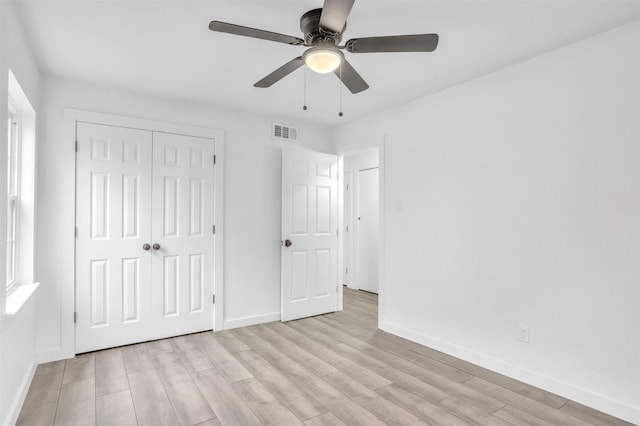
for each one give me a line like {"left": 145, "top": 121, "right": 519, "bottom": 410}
{"left": 303, "top": 47, "right": 343, "bottom": 74}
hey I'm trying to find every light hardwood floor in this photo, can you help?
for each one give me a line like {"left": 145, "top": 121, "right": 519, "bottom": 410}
{"left": 17, "top": 289, "right": 631, "bottom": 426}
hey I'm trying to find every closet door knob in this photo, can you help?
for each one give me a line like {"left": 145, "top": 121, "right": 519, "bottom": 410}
{"left": 284, "top": 239, "right": 292, "bottom": 247}
{"left": 142, "top": 243, "right": 151, "bottom": 251}
{"left": 152, "top": 243, "right": 161, "bottom": 250}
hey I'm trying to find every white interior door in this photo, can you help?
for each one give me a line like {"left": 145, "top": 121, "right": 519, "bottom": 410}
{"left": 281, "top": 148, "right": 338, "bottom": 321}
{"left": 76, "top": 122, "right": 154, "bottom": 353}
{"left": 356, "top": 167, "right": 379, "bottom": 293}
{"left": 151, "top": 132, "right": 215, "bottom": 336}
{"left": 76, "top": 123, "right": 215, "bottom": 353}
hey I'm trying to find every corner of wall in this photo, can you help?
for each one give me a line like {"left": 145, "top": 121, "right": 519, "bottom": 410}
{"left": 2, "top": 361, "right": 36, "bottom": 426}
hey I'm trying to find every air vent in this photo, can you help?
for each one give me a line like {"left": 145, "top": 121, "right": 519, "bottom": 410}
{"left": 272, "top": 123, "right": 298, "bottom": 141}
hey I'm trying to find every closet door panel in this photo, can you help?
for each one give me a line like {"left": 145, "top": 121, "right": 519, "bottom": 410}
{"left": 76, "top": 122, "right": 153, "bottom": 353}
{"left": 151, "top": 132, "right": 215, "bottom": 336}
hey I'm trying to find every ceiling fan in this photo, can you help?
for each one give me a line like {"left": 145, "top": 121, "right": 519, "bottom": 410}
{"left": 208, "top": 0, "right": 439, "bottom": 94}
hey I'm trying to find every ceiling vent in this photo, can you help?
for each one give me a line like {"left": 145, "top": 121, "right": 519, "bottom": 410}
{"left": 272, "top": 123, "right": 298, "bottom": 142}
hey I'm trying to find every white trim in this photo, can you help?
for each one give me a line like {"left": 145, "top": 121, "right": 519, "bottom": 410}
{"left": 378, "top": 137, "right": 386, "bottom": 328}
{"left": 213, "top": 137, "right": 225, "bottom": 331}
{"left": 36, "top": 348, "right": 69, "bottom": 365}
{"left": 223, "top": 312, "right": 281, "bottom": 330}
{"left": 381, "top": 320, "right": 640, "bottom": 425}
{"left": 3, "top": 360, "right": 37, "bottom": 426}
{"left": 6, "top": 98, "right": 19, "bottom": 295}
{"left": 65, "top": 108, "right": 225, "bottom": 140}
{"left": 337, "top": 156, "right": 344, "bottom": 311}
{"left": 4, "top": 282, "right": 39, "bottom": 316}
{"left": 6, "top": 105, "right": 19, "bottom": 199}
{"left": 61, "top": 108, "right": 225, "bottom": 358}
{"left": 6, "top": 197, "right": 17, "bottom": 294}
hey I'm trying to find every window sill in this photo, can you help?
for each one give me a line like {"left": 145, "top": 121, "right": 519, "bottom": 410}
{"left": 5, "top": 282, "right": 40, "bottom": 316}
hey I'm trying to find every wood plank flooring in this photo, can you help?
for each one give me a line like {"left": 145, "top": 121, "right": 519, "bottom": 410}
{"left": 17, "top": 289, "right": 632, "bottom": 426}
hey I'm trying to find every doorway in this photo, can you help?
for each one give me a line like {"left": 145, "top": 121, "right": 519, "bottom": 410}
{"left": 342, "top": 149, "right": 380, "bottom": 295}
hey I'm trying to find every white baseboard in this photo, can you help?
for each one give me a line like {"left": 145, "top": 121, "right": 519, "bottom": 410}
{"left": 37, "top": 347, "right": 75, "bottom": 364}
{"left": 3, "top": 361, "right": 37, "bottom": 426}
{"left": 381, "top": 321, "right": 640, "bottom": 425}
{"left": 223, "top": 312, "right": 281, "bottom": 330}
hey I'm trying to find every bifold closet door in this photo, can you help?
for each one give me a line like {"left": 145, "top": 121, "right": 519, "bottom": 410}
{"left": 76, "top": 123, "right": 215, "bottom": 353}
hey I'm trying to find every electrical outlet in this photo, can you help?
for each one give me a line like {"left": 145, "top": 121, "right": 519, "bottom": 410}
{"left": 518, "top": 324, "right": 530, "bottom": 343}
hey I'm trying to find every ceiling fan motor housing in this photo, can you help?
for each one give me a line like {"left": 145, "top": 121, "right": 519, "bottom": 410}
{"left": 300, "top": 8, "right": 344, "bottom": 45}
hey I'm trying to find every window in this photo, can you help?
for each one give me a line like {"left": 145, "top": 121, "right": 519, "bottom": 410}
{"left": 4, "top": 70, "right": 37, "bottom": 311}
{"left": 6, "top": 102, "right": 19, "bottom": 293}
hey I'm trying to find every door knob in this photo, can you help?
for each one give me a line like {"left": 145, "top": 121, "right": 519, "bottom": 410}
{"left": 152, "top": 243, "right": 161, "bottom": 250}
{"left": 142, "top": 243, "right": 151, "bottom": 251}
{"left": 284, "top": 239, "right": 292, "bottom": 247}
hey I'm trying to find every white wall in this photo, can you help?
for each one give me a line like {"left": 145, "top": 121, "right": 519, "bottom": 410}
{"left": 0, "top": 1, "right": 42, "bottom": 425}
{"left": 36, "top": 76, "right": 333, "bottom": 360}
{"left": 334, "top": 20, "right": 640, "bottom": 424}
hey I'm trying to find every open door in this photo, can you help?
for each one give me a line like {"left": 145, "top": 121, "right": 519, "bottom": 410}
{"left": 281, "top": 148, "right": 338, "bottom": 321}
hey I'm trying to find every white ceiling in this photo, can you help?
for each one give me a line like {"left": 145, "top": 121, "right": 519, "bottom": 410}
{"left": 15, "top": 0, "right": 640, "bottom": 125}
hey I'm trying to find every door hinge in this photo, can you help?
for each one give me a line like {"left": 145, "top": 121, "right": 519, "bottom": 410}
{"left": 346, "top": 225, "right": 349, "bottom": 232}
{"left": 212, "top": 225, "right": 216, "bottom": 234}
{"left": 75, "top": 141, "right": 78, "bottom": 152}
{"left": 212, "top": 295, "right": 216, "bottom": 304}
{"left": 346, "top": 184, "right": 349, "bottom": 190}
{"left": 346, "top": 267, "right": 349, "bottom": 274}
{"left": 213, "top": 155, "right": 217, "bottom": 165}
{"left": 336, "top": 229, "right": 338, "bottom": 237}
{"left": 75, "top": 227, "right": 78, "bottom": 238}
{"left": 73, "top": 312, "right": 77, "bottom": 323}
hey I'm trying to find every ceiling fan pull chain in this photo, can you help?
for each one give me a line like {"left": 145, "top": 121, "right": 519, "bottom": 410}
{"left": 303, "top": 68, "right": 308, "bottom": 111}
{"left": 338, "top": 62, "right": 344, "bottom": 117}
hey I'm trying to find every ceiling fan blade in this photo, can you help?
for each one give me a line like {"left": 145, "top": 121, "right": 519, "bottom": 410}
{"left": 319, "top": 0, "right": 355, "bottom": 34}
{"left": 334, "top": 59, "right": 369, "bottom": 94}
{"left": 346, "top": 34, "right": 439, "bottom": 53}
{"left": 254, "top": 57, "right": 304, "bottom": 88}
{"left": 209, "top": 21, "right": 304, "bottom": 46}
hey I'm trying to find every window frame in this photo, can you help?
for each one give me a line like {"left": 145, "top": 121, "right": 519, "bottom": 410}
{"left": 6, "top": 101, "right": 21, "bottom": 295}
{"left": 4, "top": 69, "right": 38, "bottom": 316}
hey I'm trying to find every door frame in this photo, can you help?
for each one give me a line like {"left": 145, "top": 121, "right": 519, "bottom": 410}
{"left": 61, "top": 108, "right": 225, "bottom": 358}
{"left": 342, "top": 151, "right": 380, "bottom": 293}
{"left": 337, "top": 135, "right": 385, "bottom": 328}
